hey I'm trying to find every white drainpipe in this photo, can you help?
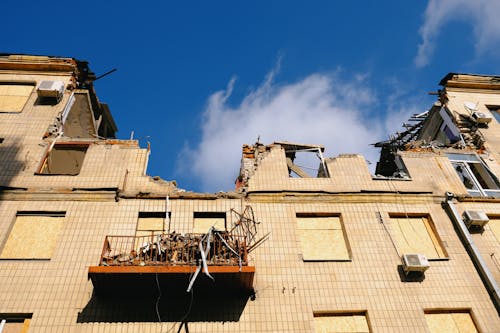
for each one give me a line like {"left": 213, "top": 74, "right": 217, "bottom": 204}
{"left": 443, "top": 192, "right": 500, "bottom": 314}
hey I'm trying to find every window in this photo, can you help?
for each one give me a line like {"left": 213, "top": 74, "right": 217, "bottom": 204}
{"left": 487, "top": 105, "right": 500, "bottom": 123}
{"left": 0, "top": 314, "right": 32, "bottom": 333}
{"left": 389, "top": 214, "right": 447, "bottom": 260}
{"left": 296, "top": 214, "right": 350, "bottom": 261}
{"left": 448, "top": 153, "right": 500, "bottom": 197}
{"left": 38, "top": 144, "right": 88, "bottom": 175}
{"left": 487, "top": 217, "right": 500, "bottom": 242}
{"left": 193, "top": 212, "right": 226, "bottom": 233}
{"left": 425, "top": 309, "right": 478, "bottom": 333}
{"left": 0, "top": 82, "right": 34, "bottom": 112}
{"left": 0, "top": 212, "right": 65, "bottom": 259}
{"left": 136, "top": 212, "right": 167, "bottom": 238}
{"left": 313, "top": 312, "right": 370, "bottom": 333}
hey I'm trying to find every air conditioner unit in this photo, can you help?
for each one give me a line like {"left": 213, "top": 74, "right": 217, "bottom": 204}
{"left": 401, "top": 254, "right": 430, "bottom": 274}
{"left": 462, "top": 210, "right": 489, "bottom": 228}
{"left": 472, "top": 111, "right": 492, "bottom": 124}
{"left": 36, "top": 80, "right": 65, "bottom": 101}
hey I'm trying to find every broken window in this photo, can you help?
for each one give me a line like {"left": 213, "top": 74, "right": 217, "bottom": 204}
{"left": 38, "top": 144, "right": 88, "bottom": 175}
{"left": 296, "top": 214, "right": 350, "bottom": 261}
{"left": 448, "top": 153, "right": 500, "bottom": 197}
{"left": 0, "top": 314, "right": 32, "bottom": 333}
{"left": 313, "top": 311, "right": 370, "bottom": 333}
{"left": 425, "top": 309, "right": 478, "bottom": 333}
{"left": 193, "top": 212, "right": 226, "bottom": 233}
{"left": 487, "top": 105, "right": 500, "bottom": 123}
{"left": 0, "top": 212, "right": 65, "bottom": 259}
{"left": 374, "top": 148, "right": 410, "bottom": 179}
{"left": 389, "top": 214, "right": 447, "bottom": 260}
{"left": 0, "top": 82, "right": 34, "bottom": 112}
{"left": 276, "top": 142, "right": 329, "bottom": 178}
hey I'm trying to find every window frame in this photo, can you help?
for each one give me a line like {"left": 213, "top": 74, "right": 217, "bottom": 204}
{"left": 35, "top": 142, "right": 90, "bottom": 176}
{"left": 486, "top": 104, "right": 500, "bottom": 123}
{"left": 0, "top": 81, "right": 35, "bottom": 113}
{"left": 296, "top": 213, "right": 352, "bottom": 262}
{"left": 424, "top": 308, "right": 480, "bottom": 333}
{"left": 313, "top": 310, "right": 372, "bottom": 333}
{"left": 193, "top": 212, "right": 227, "bottom": 233}
{"left": 0, "top": 211, "right": 65, "bottom": 260}
{"left": 448, "top": 153, "right": 500, "bottom": 197}
{"left": 388, "top": 213, "right": 448, "bottom": 260}
{"left": 0, "top": 313, "right": 32, "bottom": 333}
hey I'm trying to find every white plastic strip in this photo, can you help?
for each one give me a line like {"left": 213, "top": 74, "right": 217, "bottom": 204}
{"left": 186, "top": 265, "right": 202, "bottom": 292}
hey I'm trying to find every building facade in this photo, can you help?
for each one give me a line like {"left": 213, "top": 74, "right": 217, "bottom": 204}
{"left": 0, "top": 55, "right": 499, "bottom": 332}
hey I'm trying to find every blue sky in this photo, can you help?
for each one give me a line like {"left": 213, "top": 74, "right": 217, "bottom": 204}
{"left": 3, "top": 1, "right": 500, "bottom": 192}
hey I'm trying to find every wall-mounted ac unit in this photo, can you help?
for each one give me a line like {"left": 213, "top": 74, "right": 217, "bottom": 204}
{"left": 472, "top": 111, "right": 492, "bottom": 124}
{"left": 402, "top": 254, "right": 429, "bottom": 274}
{"left": 36, "top": 80, "right": 65, "bottom": 101}
{"left": 462, "top": 210, "right": 489, "bottom": 228}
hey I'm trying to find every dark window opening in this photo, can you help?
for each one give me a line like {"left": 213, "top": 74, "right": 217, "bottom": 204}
{"left": 374, "top": 147, "right": 410, "bottom": 179}
{"left": 487, "top": 105, "right": 500, "bottom": 123}
{"left": 38, "top": 144, "right": 88, "bottom": 175}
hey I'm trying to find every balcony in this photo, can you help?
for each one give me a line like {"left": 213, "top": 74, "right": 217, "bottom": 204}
{"left": 88, "top": 231, "right": 255, "bottom": 296}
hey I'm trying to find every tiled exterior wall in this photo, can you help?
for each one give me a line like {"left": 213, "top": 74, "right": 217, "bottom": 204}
{"left": 0, "top": 197, "right": 499, "bottom": 332}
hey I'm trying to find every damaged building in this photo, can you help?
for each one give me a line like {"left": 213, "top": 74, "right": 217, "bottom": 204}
{"left": 0, "top": 55, "right": 499, "bottom": 332}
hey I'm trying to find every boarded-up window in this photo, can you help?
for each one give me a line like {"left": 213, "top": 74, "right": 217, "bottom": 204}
{"left": 39, "top": 144, "right": 88, "bottom": 175}
{"left": 488, "top": 217, "right": 500, "bottom": 242}
{"left": 389, "top": 214, "right": 446, "bottom": 259}
{"left": 297, "top": 215, "right": 350, "bottom": 261}
{"left": 0, "top": 212, "right": 65, "bottom": 259}
{"left": 314, "top": 312, "right": 370, "bottom": 333}
{"left": 193, "top": 212, "right": 226, "bottom": 233}
{"left": 0, "top": 314, "right": 32, "bottom": 333}
{"left": 136, "top": 212, "right": 167, "bottom": 238}
{"left": 425, "top": 310, "right": 478, "bottom": 333}
{"left": 0, "top": 83, "right": 34, "bottom": 112}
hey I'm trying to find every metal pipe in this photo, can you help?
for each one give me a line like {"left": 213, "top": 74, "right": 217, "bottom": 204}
{"left": 443, "top": 192, "right": 500, "bottom": 314}
{"left": 0, "top": 319, "right": 5, "bottom": 333}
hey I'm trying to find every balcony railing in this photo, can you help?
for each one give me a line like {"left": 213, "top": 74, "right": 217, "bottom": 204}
{"left": 99, "top": 232, "right": 248, "bottom": 267}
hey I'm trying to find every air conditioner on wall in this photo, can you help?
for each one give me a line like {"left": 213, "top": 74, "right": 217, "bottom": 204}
{"left": 472, "top": 111, "right": 492, "bottom": 124}
{"left": 401, "top": 254, "right": 430, "bottom": 274}
{"left": 462, "top": 210, "right": 489, "bottom": 228}
{"left": 36, "top": 80, "right": 65, "bottom": 101}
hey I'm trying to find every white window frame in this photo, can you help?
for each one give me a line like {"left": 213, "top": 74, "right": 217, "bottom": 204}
{"left": 448, "top": 153, "right": 500, "bottom": 197}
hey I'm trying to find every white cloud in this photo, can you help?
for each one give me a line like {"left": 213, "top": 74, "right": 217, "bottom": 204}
{"left": 415, "top": 0, "right": 500, "bottom": 67}
{"left": 178, "top": 70, "right": 393, "bottom": 192}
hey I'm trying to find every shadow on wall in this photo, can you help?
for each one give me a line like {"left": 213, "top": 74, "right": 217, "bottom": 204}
{"left": 0, "top": 139, "right": 28, "bottom": 190}
{"left": 77, "top": 291, "right": 250, "bottom": 323}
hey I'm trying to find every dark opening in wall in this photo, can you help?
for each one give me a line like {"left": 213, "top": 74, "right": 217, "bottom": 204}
{"left": 37, "top": 144, "right": 88, "bottom": 175}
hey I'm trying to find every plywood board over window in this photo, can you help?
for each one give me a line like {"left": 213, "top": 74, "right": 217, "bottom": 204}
{"left": 0, "top": 314, "right": 32, "bottom": 333}
{"left": 313, "top": 312, "right": 370, "bottom": 333}
{"left": 425, "top": 310, "right": 478, "bottom": 333}
{"left": 0, "top": 212, "right": 65, "bottom": 259}
{"left": 193, "top": 212, "right": 226, "bottom": 233}
{"left": 297, "top": 214, "right": 351, "bottom": 261}
{"left": 0, "top": 82, "right": 34, "bottom": 112}
{"left": 136, "top": 212, "right": 167, "bottom": 238}
{"left": 389, "top": 214, "right": 447, "bottom": 260}
{"left": 487, "top": 217, "right": 500, "bottom": 242}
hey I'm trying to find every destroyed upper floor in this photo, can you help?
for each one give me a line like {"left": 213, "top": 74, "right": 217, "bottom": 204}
{"left": 0, "top": 54, "right": 180, "bottom": 198}
{"left": 236, "top": 73, "right": 500, "bottom": 198}
{"left": 2, "top": 56, "right": 500, "bottom": 200}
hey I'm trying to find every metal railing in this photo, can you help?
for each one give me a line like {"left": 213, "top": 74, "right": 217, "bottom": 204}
{"left": 99, "top": 232, "right": 248, "bottom": 267}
